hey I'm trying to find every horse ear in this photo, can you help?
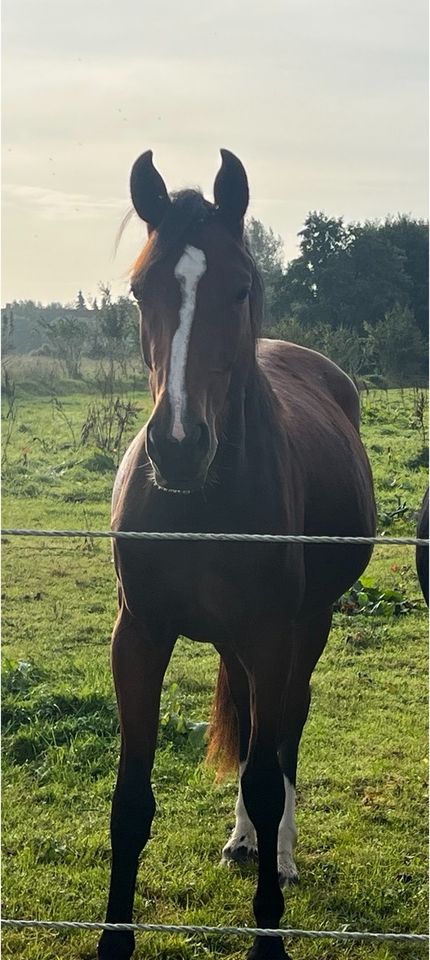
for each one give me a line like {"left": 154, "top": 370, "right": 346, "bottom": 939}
{"left": 130, "top": 150, "right": 171, "bottom": 228}
{"left": 213, "top": 149, "right": 249, "bottom": 233}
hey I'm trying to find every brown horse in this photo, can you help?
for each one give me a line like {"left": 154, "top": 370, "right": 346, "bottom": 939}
{"left": 98, "top": 150, "right": 376, "bottom": 960}
{"left": 416, "top": 488, "right": 429, "bottom": 605}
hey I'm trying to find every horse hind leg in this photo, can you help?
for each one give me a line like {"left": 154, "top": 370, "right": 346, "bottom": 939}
{"left": 207, "top": 652, "right": 257, "bottom": 864}
{"left": 222, "top": 760, "right": 258, "bottom": 865}
{"left": 225, "top": 683, "right": 311, "bottom": 887}
{"left": 221, "top": 655, "right": 258, "bottom": 865}
{"left": 277, "top": 771, "right": 300, "bottom": 887}
{"left": 277, "top": 607, "right": 332, "bottom": 888}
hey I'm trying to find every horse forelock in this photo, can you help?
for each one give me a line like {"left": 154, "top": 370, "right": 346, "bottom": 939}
{"left": 131, "top": 190, "right": 214, "bottom": 285}
{"left": 131, "top": 192, "right": 261, "bottom": 306}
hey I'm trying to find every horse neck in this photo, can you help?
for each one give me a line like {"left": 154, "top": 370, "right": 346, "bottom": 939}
{"left": 217, "top": 353, "right": 284, "bottom": 498}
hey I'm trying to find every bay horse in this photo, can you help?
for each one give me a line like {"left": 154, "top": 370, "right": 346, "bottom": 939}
{"left": 416, "top": 488, "right": 429, "bottom": 605}
{"left": 98, "top": 149, "right": 376, "bottom": 960}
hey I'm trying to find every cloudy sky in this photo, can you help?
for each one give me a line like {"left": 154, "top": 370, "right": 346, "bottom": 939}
{"left": 3, "top": 0, "right": 428, "bottom": 304}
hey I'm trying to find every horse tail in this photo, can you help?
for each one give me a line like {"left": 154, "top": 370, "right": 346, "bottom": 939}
{"left": 206, "top": 658, "right": 239, "bottom": 778}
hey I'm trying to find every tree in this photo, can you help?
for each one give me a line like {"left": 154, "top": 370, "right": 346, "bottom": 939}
{"left": 273, "top": 211, "right": 416, "bottom": 332}
{"left": 96, "top": 284, "right": 139, "bottom": 372}
{"left": 345, "top": 223, "right": 410, "bottom": 329}
{"left": 273, "top": 212, "right": 353, "bottom": 327}
{"left": 245, "top": 217, "right": 285, "bottom": 328}
{"left": 1, "top": 304, "right": 15, "bottom": 356}
{"left": 365, "top": 305, "right": 427, "bottom": 386}
{"left": 379, "top": 216, "right": 429, "bottom": 339}
{"left": 38, "top": 314, "right": 86, "bottom": 378}
{"left": 75, "top": 290, "right": 87, "bottom": 312}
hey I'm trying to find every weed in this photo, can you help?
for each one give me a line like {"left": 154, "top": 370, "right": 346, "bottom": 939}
{"left": 407, "top": 448, "right": 429, "bottom": 470}
{"left": 1, "top": 363, "right": 18, "bottom": 466}
{"left": 160, "top": 684, "right": 208, "bottom": 748}
{"left": 336, "top": 575, "right": 417, "bottom": 616}
{"left": 2, "top": 658, "right": 46, "bottom": 695}
{"left": 81, "top": 396, "right": 138, "bottom": 464}
{"left": 50, "top": 394, "right": 78, "bottom": 449}
{"left": 378, "top": 496, "right": 414, "bottom": 528}
{"left": 410, "top": 389, "right": 428, "bottom": 447}
{"left": 81, "top": 453, "right": 116, "bottom": 473}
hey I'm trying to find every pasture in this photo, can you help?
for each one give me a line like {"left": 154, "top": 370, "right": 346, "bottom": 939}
{"left": 2, "top": 381, "right": 428, "bottom": 960}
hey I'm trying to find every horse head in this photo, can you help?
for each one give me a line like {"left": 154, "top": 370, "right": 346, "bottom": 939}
{"left": 129, "top": 149, "right": 262, "bottom": 493}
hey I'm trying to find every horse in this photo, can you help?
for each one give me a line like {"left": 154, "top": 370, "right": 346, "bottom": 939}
{"left": 98, "top": 149, "right": 376, "bottom": 960}
{"left": 416, "top": 488, "right": 429, "bottom": 605}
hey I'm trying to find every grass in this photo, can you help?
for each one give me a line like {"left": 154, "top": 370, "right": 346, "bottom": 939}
{"left": 1, "top": 384, "right": 428, "bottom": 960}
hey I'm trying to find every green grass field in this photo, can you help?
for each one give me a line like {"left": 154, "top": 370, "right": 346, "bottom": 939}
{"left": 2, "top": 383, "right": 428, "bottom": 960}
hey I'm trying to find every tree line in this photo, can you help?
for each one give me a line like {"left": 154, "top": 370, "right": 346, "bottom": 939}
{"left": 246, "top": 212, "right": 428, "bottom": 386}
{"left": 2, "top": 212, "right": 428, "bottom": 387}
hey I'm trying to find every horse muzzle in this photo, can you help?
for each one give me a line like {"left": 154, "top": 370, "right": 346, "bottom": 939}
{"left": 146, "top": 419, "right": 214, "bottom": 493}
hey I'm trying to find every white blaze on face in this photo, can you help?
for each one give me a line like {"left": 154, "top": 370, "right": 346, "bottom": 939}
{"left": 168, "top": 244, "right": 207, "bottom": 441}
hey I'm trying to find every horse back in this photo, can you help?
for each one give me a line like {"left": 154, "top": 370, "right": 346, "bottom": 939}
{"left": 257, "top": 339, "right": 361, "bottom": 431}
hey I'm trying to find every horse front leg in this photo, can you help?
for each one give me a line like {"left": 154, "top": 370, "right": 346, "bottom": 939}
{"left": 241, "top": 654, "right": 291, "bottom": 960}
{"left": 98, "top": 606, "right": 176, "bottom": 960}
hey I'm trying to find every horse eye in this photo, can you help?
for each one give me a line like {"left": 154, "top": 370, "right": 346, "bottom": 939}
{"left": 236, "top": 288, "right": 250, "bottom": 304}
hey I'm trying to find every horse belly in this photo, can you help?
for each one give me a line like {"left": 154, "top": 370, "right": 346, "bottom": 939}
{"left": 301, "top": 468, "right": 376, "bottom": 609}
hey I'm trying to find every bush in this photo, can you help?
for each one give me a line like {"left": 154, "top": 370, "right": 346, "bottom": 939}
{"left": 365, "top": 306, "right": 427, "bottom": 387}
{"left": 267, "top": 307, "right": 427, "bottom": 388}
{"left": 38, "top": 315, "right": 86, "bottom": 378}
{"left": 268, "top": 317, "right": 372, "bottom": 381}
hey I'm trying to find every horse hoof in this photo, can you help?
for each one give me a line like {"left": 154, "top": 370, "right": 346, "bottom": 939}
{"left": 221, "top": 836, "right": 258, "bottom": 865}
{"left": 222, "top": 844, "right": 258, "bottom": 866}
{"left": 246, "top": 934, "right": 290, "bottom": 959}
{"left": 278, "top": 852, "right": 299, "bottom": 887}
{"left": 98, "top": 929, "right": 135, "bottom": 960}
{"left": 278, "top": 866, "right": 299, "bottom": 888}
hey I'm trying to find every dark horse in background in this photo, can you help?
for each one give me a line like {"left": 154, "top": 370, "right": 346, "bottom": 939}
{"left": 98, "top": 150, "right": 376, "bottom": 960}
{"left": 416, "top": 488, "right": 429, "bottom": 605}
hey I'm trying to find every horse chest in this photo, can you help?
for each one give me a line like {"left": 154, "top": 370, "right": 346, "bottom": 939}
{"left": 118, "top": 541, "right": 304, "bottom": 643}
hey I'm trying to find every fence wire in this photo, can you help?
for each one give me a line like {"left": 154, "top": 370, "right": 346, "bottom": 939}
{"left": 1, "top": 527, "right": 429, "bottom": 546}
{"left": 1, "top": 918, "right": 429, "bottom": 944}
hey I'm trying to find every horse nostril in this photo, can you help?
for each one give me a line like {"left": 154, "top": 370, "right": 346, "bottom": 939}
{"left": 147, "top": 421, "right": 209, "bottom": 474}
{"left": 188, "top": 423, "right": 203, "bottom": 446}
{"left": 187, "top": 422, "right": 210, "bottom": 454}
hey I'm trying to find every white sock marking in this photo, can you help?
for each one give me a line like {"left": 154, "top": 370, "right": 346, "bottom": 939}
{"left": 168, "top": 245, "right": 206, "bottom": 441}
{"left": 233, "top": 762, "right": 257, "bottom": 843}
{"left": 278, "top": 776, "right": 298, "bottom": 883}
{"left": 223, "top": 769, "right": 298, "bottom": 882}
{"left": 222, "top": 762, "right": 256, "bottom": 861}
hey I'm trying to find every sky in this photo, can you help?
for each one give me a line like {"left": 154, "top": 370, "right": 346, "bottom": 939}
{"left": 2, "top": 0, "right": 428, "bottom": 305}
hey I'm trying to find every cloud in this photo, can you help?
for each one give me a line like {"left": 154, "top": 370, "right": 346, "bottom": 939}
{"left": 2, "top": 0, "right": 427, "bottom": 301}
{"left": 3, "top": 183, "right": 125, "bottom": 221}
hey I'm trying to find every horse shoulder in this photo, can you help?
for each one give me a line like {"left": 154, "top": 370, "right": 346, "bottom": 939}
{"left": 257, "top": 338, "right": 361, "bottom": 430}
{"left": 112, "top": 429, "right": 148, "bottom": 523}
